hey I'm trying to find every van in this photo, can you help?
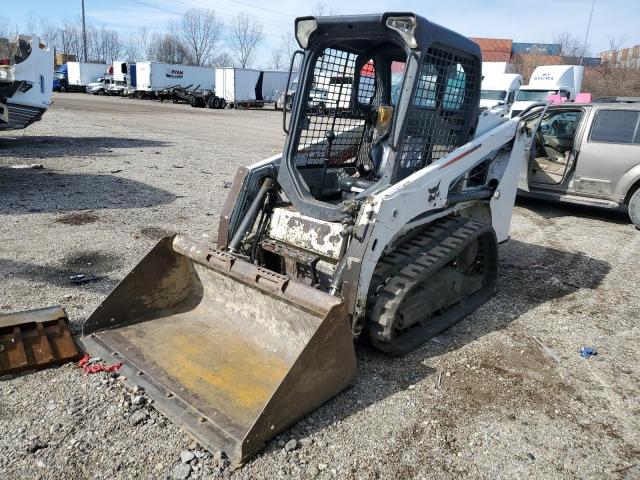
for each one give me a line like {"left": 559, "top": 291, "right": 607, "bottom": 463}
{"left": 519, "top": 103, "right": 640, "bottom": 228}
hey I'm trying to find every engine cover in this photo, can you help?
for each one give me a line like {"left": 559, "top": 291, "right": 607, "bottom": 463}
{"left": 267, "top": 208, "right": 346, "bottom": 260}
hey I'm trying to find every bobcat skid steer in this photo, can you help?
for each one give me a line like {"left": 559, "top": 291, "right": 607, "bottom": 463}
{"left": 80, "top": 13, "right": 532, "bottom": 464}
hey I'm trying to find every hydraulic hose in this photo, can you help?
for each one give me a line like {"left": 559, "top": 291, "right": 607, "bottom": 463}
{"left": 228, "top": 177, "right": 275, "bottom": 253}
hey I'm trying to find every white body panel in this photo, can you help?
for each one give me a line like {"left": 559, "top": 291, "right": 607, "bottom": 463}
{"left": 348, "top": 119, "right": 525, "bottom": 315}
{"left": 215, "top": 68, "right": 261, "bottom": 102}
{"left": 136, "top": 62, "right": 215, "bottom": 92}
{"left": 261, "top": 71, "right": 290, "bottom": 102}
{"left": 1, "top": 35, "right": 53, "bottom": 130}
{"left": 268, "top": 208, "right": 345, "bottom": 260}
{"left": 66, "top": 62, "right": 107, "bottom": 87}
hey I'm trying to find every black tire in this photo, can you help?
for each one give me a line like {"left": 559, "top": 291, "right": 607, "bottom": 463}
{"left": 628, "top": 188, "right": 640, "bottom": 230}
{"left": 213, "top": 97, "right": 221, "bottom": 109}
{"left": 205, "top": 96, "right": 213, "bottom": 109}
{"left": 220, "top": 99, "right": 227, "bottom": 109}
{"left": 60, "top": 86, "right": 67, "bottom": 93}
{"left": 189, "top": 96, "right": 197, "bottom": 108}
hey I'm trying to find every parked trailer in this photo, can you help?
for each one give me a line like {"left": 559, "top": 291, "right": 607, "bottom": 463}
{"left": 135, "top": 62, "right": 215, "bottom": 96}
{"left": 215, "top": 68, "right": 264, "bottom": 108}
{"left": 156, "top": 85, "right": 227, "bottom": 109}
{"left": 261, "top": 70, "right": 290, "bottom": 102}
{"left": 53, "top": 62, "right": 107, "bottom": 92}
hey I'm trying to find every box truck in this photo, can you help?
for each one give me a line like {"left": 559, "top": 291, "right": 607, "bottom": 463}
{"left": 215, "top": 68, "right": 264, "bottom": 108}
{"left": 510, "top": 65, "right": 584, "bottom": 116}
{"left": 135, "top": 62, "right": 215, "bottom": 94}
{"left": 53, "top": 62, "right": 107, "bottom": 92}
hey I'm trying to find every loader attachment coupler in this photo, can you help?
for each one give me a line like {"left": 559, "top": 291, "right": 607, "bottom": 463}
{"left": 79, "top": 235, "right": 357, "bottom": 464}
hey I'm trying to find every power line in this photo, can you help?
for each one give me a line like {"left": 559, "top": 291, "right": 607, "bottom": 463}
{"left": 121, "top": 0, "right": 291, "bottom": 37}
{"left": 580, "top": 0, "right": 596, "bottom": 65}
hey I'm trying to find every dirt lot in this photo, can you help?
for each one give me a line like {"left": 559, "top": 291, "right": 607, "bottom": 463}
{"left": 1, "top": 94, "right": 639, "bottom": 480}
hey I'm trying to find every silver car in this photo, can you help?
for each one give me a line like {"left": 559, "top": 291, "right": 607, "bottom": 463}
{"left": 519, "top": 102, "right": 640, "bottom": 229}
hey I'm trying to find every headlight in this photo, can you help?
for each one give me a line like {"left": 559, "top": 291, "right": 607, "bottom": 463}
{"left": 295, "top": 18, "right": 318, "bottom": 49}
{"left": 386, "top": 16, "right": 418, "bottom": 49}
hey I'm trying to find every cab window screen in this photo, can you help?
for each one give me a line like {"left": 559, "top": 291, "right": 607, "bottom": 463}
{"left": 590, "top": 109, "right": 640, "bottom": 144}
{"left": 396, "top": 46, "right": 477, "bottom": 174}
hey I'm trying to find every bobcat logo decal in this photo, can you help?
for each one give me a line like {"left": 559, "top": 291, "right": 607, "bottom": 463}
{"left": 428, "top": 181, "right": 441, "bottom": 203}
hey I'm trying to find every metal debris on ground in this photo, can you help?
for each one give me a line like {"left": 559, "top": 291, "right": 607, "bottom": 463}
{"left": 533, "top": 336, "right": 561, "bottom": 363}
{"left": 0, "top": 306, "right": 82, "bottom": 375}
{"left": 9, "top": 164, "right": 44, "bottom": 169}
{"left": 69, "top": 274, "right": 98, "bottom": 285}
{"left": 580, "top": 346, "right": 598, "bottom": 359}
{"left": 430, "top": 336, "right": 452, "bottom": 348}
{"left": 78, "top": 353, "right": 123, "bottom": 374}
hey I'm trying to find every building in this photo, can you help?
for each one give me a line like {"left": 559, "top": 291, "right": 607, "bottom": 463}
{"left": 512, "top": 42, "right": 562, "bottom": 56}
{"left": 470, "top": 38, "right": 513, "bottom": 62}
{"left": 600, "top": 45, "right": 640, "bottom": 69}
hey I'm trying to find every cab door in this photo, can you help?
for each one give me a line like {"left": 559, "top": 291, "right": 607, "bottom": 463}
{"left": 573, "top": 108, "right": 640, "bottom": 199}
{"left": 517, "top": 104, "right": 551, "bottom": 191}
{"left": 520, "top": 107, "right": 584, "bottom": 192}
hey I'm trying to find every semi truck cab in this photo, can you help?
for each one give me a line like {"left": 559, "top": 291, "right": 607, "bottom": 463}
{"left": 511, "top": 65, "right": 584, "bottom": 117}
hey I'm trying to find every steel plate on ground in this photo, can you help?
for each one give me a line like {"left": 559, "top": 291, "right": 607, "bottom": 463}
{"left": 0, "top": 306, "right": 82, "bottom": 375}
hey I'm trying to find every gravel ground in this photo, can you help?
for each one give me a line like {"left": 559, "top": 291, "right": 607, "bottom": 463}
{"left": 1, "top": 94, "right": 639, "bottom": 480}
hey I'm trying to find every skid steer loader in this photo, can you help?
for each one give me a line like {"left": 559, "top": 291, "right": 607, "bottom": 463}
{"left": 80, "top": 13, "right": 534, "bottom": 464}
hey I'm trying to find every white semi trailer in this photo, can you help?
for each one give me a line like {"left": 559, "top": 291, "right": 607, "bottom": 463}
{"left": 135, "top": 62, "right": 215, "bottom": 93}
{"left": 215, "top": 68, "right": 263, "bottom": 107}
{"left": 261, "top": 70, "right": 290, "bottom": 102}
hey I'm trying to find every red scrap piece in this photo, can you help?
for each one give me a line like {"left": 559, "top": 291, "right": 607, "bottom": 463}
{"left": 78, "top": 354, "right": 123, "bottom": 374}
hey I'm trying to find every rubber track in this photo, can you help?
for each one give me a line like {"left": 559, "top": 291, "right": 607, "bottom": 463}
{"left": 368, "top": 216, "right": 498, "bottom": 355}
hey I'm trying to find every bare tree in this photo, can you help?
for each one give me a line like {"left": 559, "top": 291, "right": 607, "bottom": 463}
{"left": 229, "top": 13, "right": 264, "bottom": 68}
{"left": 553, "top": 31, "right": 590, "bottom": 63}
{"left": 125, "top": 27, "right": 151, "bottom": 62}
{"left": 23, "top": 13, "right": 58, "bottom": 46}
{"left": 92, "top": 26, "right": 123, "bottom": 63}
{"left": 171, "top": 8, "right": 223, "bottom": 66}
{"left": 270, "top": 48, "right": 284, "bottom": 70}
{"left": 312, "top": 3, "right": 340, "bottom": 16}
{"left": 0, "top": 15, "right": 9, "bottom": 39}
{"left": 212, "top": 52, "right": 234, "bottom": 67}
{"left": 150, "top": 33, "right": 188, "bottom": 64}
{"left": 57, "top": 21, "right": 82, "bottom": 58}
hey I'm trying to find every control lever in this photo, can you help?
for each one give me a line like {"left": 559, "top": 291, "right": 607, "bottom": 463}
{"left": 318, "top": 130, "right": 335, "bottom": 196}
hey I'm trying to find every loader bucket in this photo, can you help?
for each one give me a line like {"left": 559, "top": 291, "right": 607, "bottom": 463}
{"left": 79, "top": 235, "right": 357, "bottom": 464}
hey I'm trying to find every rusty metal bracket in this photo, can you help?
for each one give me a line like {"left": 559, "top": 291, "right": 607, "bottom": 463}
{"left": 0, "top": 306, "right": 82, "bottom": 375}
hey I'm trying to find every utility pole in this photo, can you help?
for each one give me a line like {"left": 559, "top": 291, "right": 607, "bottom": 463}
{"left": 580, "top": 0, "right": 596, "bottom": 65}
{"left": 81, "top": 0, "right": 88, "bottom": 62}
